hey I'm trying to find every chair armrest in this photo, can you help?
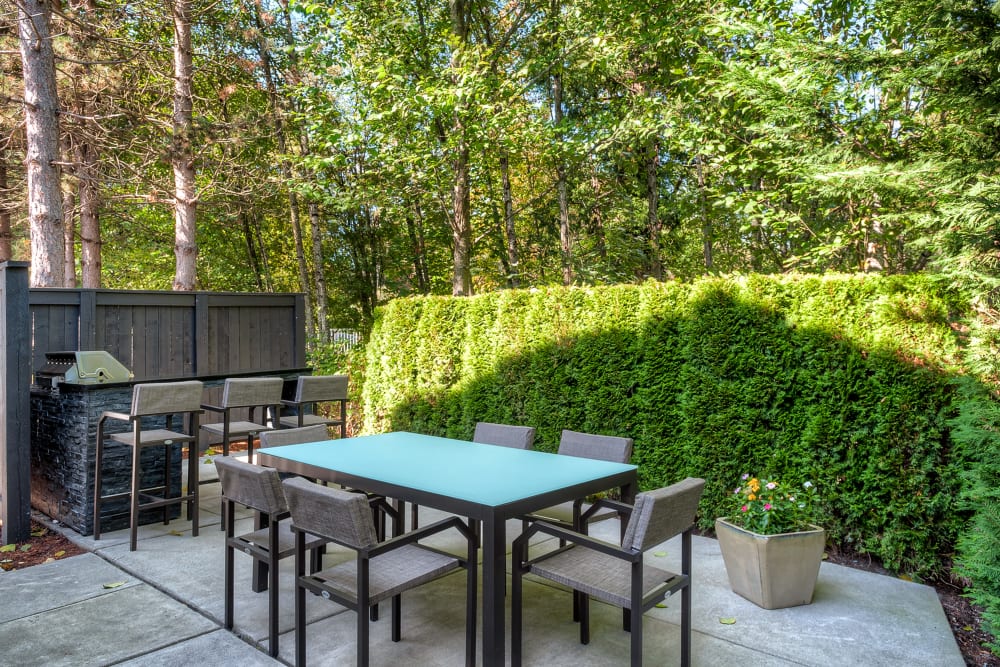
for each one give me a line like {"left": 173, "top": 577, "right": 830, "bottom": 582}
{"left": 281, "top": 399, "right": 304, "bottom": 408}
{"left": 100, "top": 410, "right": 133, "bottom": 423}
{"left": 200, "top": 403, "right": 224, "bottom": 413}
{"left": 580, "top": 497, "right": 633, "bottom": 525}
{"left": 367, "top": 515, "right": 474, "bottom": 557}
{"left": 513, "top": 519, "right": 641, "bottom": 563}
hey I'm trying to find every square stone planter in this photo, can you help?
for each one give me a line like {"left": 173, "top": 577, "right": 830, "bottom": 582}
{"left": 716, "top": 517, "right": 826, "bottom": 610}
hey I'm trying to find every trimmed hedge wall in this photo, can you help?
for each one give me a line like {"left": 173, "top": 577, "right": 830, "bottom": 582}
{"left": 361, "top": 274, "right": 970, "bottom": 577}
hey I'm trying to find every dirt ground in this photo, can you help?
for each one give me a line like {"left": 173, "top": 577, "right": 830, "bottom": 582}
{"left": 4, "top": 516, "right": 999, "bottom": 666}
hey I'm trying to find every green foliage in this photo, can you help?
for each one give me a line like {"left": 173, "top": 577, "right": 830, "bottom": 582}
{"left": 952, "top": 316, "right": 1000, "bottom": 653}
{"left": 359, "top": 274, "right": 972, "bottom": 579}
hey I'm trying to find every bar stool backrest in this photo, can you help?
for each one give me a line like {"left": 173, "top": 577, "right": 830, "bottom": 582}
{"left": 131, "top": 380, "right": 204, "bottom": 417}
{"left": 294, "top": 374, "right": 348, "bottom": 403}
{"left": 221, "top": 377, "right": 284, "bottom": 408}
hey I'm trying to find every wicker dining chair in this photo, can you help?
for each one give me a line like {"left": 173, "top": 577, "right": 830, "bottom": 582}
{"left": 473, "top": 421, "right": 536, "bottom": 450}
{"left": 215, "top": 456, "right": 329, "bottom": 657}
{"left": 523, "top": 429, "right": 634, "bottom": 533}
{"left": 512, "top": 477, "right": 706, "bottom": 667}
{"left": 282, "top": 477, "right": 478, "bottom": 667}
{"left": 261, "top": 424, "right": 390, "bottom": 543}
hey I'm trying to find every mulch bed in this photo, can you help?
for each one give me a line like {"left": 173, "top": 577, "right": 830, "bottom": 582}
{"left": 1, "top": 520, "right": 86, "bottom": 572}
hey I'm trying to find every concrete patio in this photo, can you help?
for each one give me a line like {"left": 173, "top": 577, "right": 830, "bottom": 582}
{"left": 0, "top": 456, "right": 964, "bottom": 666}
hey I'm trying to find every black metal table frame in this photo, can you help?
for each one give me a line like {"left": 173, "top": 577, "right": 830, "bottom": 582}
{"left": 257, "top": 448, "right": 637, "bottom": 667}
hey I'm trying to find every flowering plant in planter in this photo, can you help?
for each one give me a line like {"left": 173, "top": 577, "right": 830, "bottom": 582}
{"left": 726, "top": 474, "right": 821, "bottom": 535}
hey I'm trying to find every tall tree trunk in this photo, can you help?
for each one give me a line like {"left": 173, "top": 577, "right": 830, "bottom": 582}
{"left": 697, "top": 156, "right": 713, "bottom": 271}
{"left": 646, "top": 138, "right": 663, "bottom": 280}
{"left": 308, "top": 202, "right": 328, "bottom": 338}
{"left": 589, "top": 166, "right": 607, "bottom": 261}
{"left": 450, "top": 0, "right": 472, "bottom": 296}
{"left": 18, "top": 0, "right": 65, "bottom": 287}
{"left": 406, "top": 206, "right": 430, "bottom": 294}
{"left": 77, "top": 136, "right": 102, "bottom": 287}
{"left": 553, "top": 68, "right": 571, "bottom": 285}
{"left": 61, "top": 157, "right": 77, "bottom": 286}
{"left": 0, "top": 162, "right": 11, "bottom": 261}
{"left": 499, "top": 152, "right": 520, "bottom": 288}
{"left": 170, "top": 0, "right": 197, "bottom": 291}
{"left": 270, "top": 3, "right": 315, "bottom": 338}
{"left": 67, "top": 0, "right": 101, "bottom": 288}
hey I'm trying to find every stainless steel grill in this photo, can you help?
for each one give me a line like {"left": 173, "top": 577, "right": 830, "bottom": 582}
{"left": 34, "top": 351, "right": 133, "bottom": 390}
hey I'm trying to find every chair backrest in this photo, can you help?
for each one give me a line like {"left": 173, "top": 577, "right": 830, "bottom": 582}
{"left": 621, "top": 477, "right": 705, "bottom": 552}
{"left": 557, "top": 429, "right": 633, "bottom": 464}
{"left": 473, "top": 422, "right": 536, "bottom": 450}
{"left": 215, "top": 456, "right": 288, "bottom": 515}
{"left": 131, "top": 380, "right": 203, "bottom": 417}
{"left": 294, "top": 374, "right": 348, "bottom": 403}
{"left": 259, "top": 424, "right": 330, "bottom": 448}
{"left": 221, "top": 377, "right": 284, "bottom": 408}
{"left": 283, "top": 477, "right": 378, "bottom": 549}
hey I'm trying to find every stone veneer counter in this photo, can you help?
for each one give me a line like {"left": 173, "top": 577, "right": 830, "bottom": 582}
{"left": 30, "top": 369, "right": 309, "bottom": 536}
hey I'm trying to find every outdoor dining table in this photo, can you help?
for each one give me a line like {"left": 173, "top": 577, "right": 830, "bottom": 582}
{"left": 256, "top": 431, "right": 638, "bottom": 667}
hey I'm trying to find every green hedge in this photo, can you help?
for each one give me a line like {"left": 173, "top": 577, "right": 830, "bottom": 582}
{"left": 361, "top": 274, "right": 973, "bottom": 578}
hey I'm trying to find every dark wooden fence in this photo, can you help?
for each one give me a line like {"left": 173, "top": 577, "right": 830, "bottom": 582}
{"left": 1, "top": 278, "right": 307, "bottom": 544}
{"left": 29, "top": 289, "right": 306, "bottom": 380}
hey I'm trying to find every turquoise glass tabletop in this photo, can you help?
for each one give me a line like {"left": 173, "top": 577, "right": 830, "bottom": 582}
{"left": 257, "top": 431, "right": 636, "bottom": 507}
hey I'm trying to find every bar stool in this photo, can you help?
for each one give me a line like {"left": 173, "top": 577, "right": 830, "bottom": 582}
{"left": 200, "top": 376, "right": 284, "bottom": 464}
{"left": 279, "top": 374, "right": 348, "bottom": 438}
{"left": 93, "top": 380, "right": 204, "bottom": 551}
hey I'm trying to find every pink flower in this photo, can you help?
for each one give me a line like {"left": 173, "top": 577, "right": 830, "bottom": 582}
{"left": 741, "top": 473, "right": 750, "bottom": 480}
{"left": 763, "top": 503, "right": 772, "bottom": 510}
{"left": 740, "top": 505, "right": 748, "bottom": 512}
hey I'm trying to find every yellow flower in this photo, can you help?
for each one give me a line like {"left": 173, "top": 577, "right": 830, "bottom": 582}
{"left": 748, "top": 493, "right": 757, "bottom": 501}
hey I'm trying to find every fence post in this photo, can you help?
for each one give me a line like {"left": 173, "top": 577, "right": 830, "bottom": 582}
{"left": 1, "top": 262, "right": 31, "bottom": 544}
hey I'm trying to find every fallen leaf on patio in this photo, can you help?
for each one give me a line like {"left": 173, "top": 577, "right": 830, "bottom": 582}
{"left": 898, "top": 574, "right": 913, "bottom": 582}
{"left": 822, "top": 553, "right": 828, "bottom": 560}
{"left": 719, "top": 617, "right": 737, "bottom": 625}
{"left": 653, "top": 551, "right": 667, "bottom": 557}
{"left": 103, "top": 581, "right": 126, "bottom": 589}
{"left": 655, "top": 603, "right": 668, "bottom": 608}
{"left": 168, "top": 530, "right": 184, "bottom": 536}
{"left": 204, "top": 457, "right": 213, "bottom": 464}
{"left": 19, "top": 544, "right": 32, "bottom": 552}
{"left": 0, "top": 544, "right": 14, "bottom": 553}
{"left": 54, "top": 550, "right": 66, "bottom": 558}
{"left": 44, "top": 557, "right": 55, "bottom": 564}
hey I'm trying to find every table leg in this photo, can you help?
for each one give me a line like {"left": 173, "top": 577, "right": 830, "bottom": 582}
{"left": 481, "top": 513, "right": 505, "bottom": 667}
